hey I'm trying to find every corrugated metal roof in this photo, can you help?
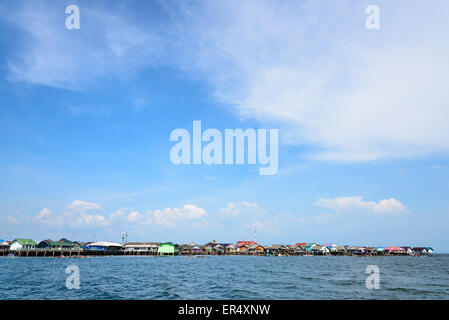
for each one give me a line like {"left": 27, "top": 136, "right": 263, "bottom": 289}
{"left": 13, "top": 239, "right": 37, "bottom": 245}
{"left": 87, "top": 241, "right": 122, "bottom": 247}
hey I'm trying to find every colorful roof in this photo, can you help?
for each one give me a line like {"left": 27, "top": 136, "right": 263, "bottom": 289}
{"left": 125, "top": 242, "right": 160, "bottom": 247}
{"left": 385, "top": 247, "right": 402, "bottom": 251}
{"left": 13, "top": 239, "right": 37, "bottom": 245}
{"left": 86, "top": 241, "right": 122, "bottom": 247}
{"left": 158, "top": 242, "right": 177, "bottom": 247}
{"left": 413, "top": 247, "right": 433, "bottom": 251}
{"left": 211, "top": 243, "right": 231, "bottom": 248}
{"left": 306, "top": 243, "right": 317, "bottom": 247}
{"left": 51, "top": 240, "right": 77, "bottom": 247}
{"left": 235, "top": 241, "right": 256, "bottom": 247}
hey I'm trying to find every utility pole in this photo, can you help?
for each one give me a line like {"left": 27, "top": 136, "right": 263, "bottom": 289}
{"left": 254, "top": 229, "right": 257, "bottom": 243}
{"left": 121, "top": 232, "right": 128, "bottom": 245}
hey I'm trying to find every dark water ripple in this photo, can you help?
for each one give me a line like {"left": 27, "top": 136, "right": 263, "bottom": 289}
{"left": 0, "top": 255, "right": 448, "bottom": 299}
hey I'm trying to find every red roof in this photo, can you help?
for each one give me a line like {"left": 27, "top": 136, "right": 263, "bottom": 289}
{"left": 235, "top": 241, "right": 256, "bottom": 247}
{"left": 296, "top": 243, "right": 307, "bottom": 246}
{"left": 385, "top": 247, "right": 401, "bottom": 251}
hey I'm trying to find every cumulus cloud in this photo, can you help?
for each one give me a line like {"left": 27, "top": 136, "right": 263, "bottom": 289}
{"left": 66, "top": 200, "right": 101, "bottom": 211}
{"left": 126, "top": 210, "right": 152, "bottom": 225}
{"left": 37, "top": 208, "right": 52, "bottom": 219}
{"left": 64, "top": 200, "right": 108, "bottom": 227}
{"left": 33, "top": 202, "right": 208, "bottom": 230}
{"left": 109, "top": 207, "right": 128, "bottom": 219}
{"left": 35, "top": 208, "right": 62, "bottom": 226}
{"left": 75, "top": 213, "right": 108, "bottom": 227}
{"left": 152, "top": 204, "right": 207, "bottom": 227}
{"left": 314, "top": 196, "right": 407, "bottom": 215}
{"left": 33, "top": 200, "right": 107, "bottom": 228}
{"left": 126, "top": 211, "right": 140, "bottom": 222}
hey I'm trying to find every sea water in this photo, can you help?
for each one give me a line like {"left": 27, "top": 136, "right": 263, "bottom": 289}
{"left": 0, "top": 255, "right": 448, "bottom": 299}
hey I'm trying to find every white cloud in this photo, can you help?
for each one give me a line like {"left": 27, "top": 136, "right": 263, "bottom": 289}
{"left": 66, "top": 200, "right": 101, "bottom": 211}
{"left": 4, "top": 2, "right": 449, "bottom": 161}
{"left": 126, "top": 211, "right": 140, "bottom": 222}
{"left": 64, "top": 200, "right": 108, "bottom": 227}
{"left": 126, "top": 210, "right": 152, "bottom": 225}
{"left": 220, "top": 202, "right": 237, "bottom": 215}
{"left": 33, "top": 202, "right": 207, "bottom": 229}
{"left": 108, "top": 204, "right": 207, "bottom": 227}
{"left": 242, "top": 201, "right": 258, "bottom": 208}
{"left": 152, "top": 204, "right": 207, "bottom": 227}
{"left": 314, "top": 196, "right": 407, "bottom": 215}
{"left": 75, "top": 213, "right": 108, "bottom": 227}
{"left": 373, "top": 199, "right": 407, "bottom": 214}
{"left": 169, "top": 1, "right": 449, "bottom": 162}
{"left": 37, "top": 208, "right": 52, "bottom": 219}
{"left": 35, "top": 208, "right": 62, "bottom": 226}
{"left": 34, "top": 200, "right": 107, "bottom": 228}
{"left": 109, "top": 207, "right": 128, "bottom": 218}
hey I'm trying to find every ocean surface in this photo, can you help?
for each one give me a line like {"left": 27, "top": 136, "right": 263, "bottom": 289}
{"left": 0, "top": 255, "right": 448, "bottom": 299}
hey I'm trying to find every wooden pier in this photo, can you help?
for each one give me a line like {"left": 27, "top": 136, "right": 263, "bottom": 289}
{"left": 0, "top": 249, "right": 417, "bottom": 257}
{"left": 0, "top": 249, "right": 159, "bottom": 257}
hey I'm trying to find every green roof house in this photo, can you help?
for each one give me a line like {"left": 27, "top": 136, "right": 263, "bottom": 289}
{"left": 10, "top": 239, "right": 37, "bottom": 251}
{"left": 157, "top": 242, "right": 179, "bottom": 256}
{"left": 37, "top": 239, "right": 79, "bottom": 249}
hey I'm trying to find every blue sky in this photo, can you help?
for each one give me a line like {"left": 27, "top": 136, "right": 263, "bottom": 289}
{"left": 0, "top": 0, "right": 448, "bottom": 251}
